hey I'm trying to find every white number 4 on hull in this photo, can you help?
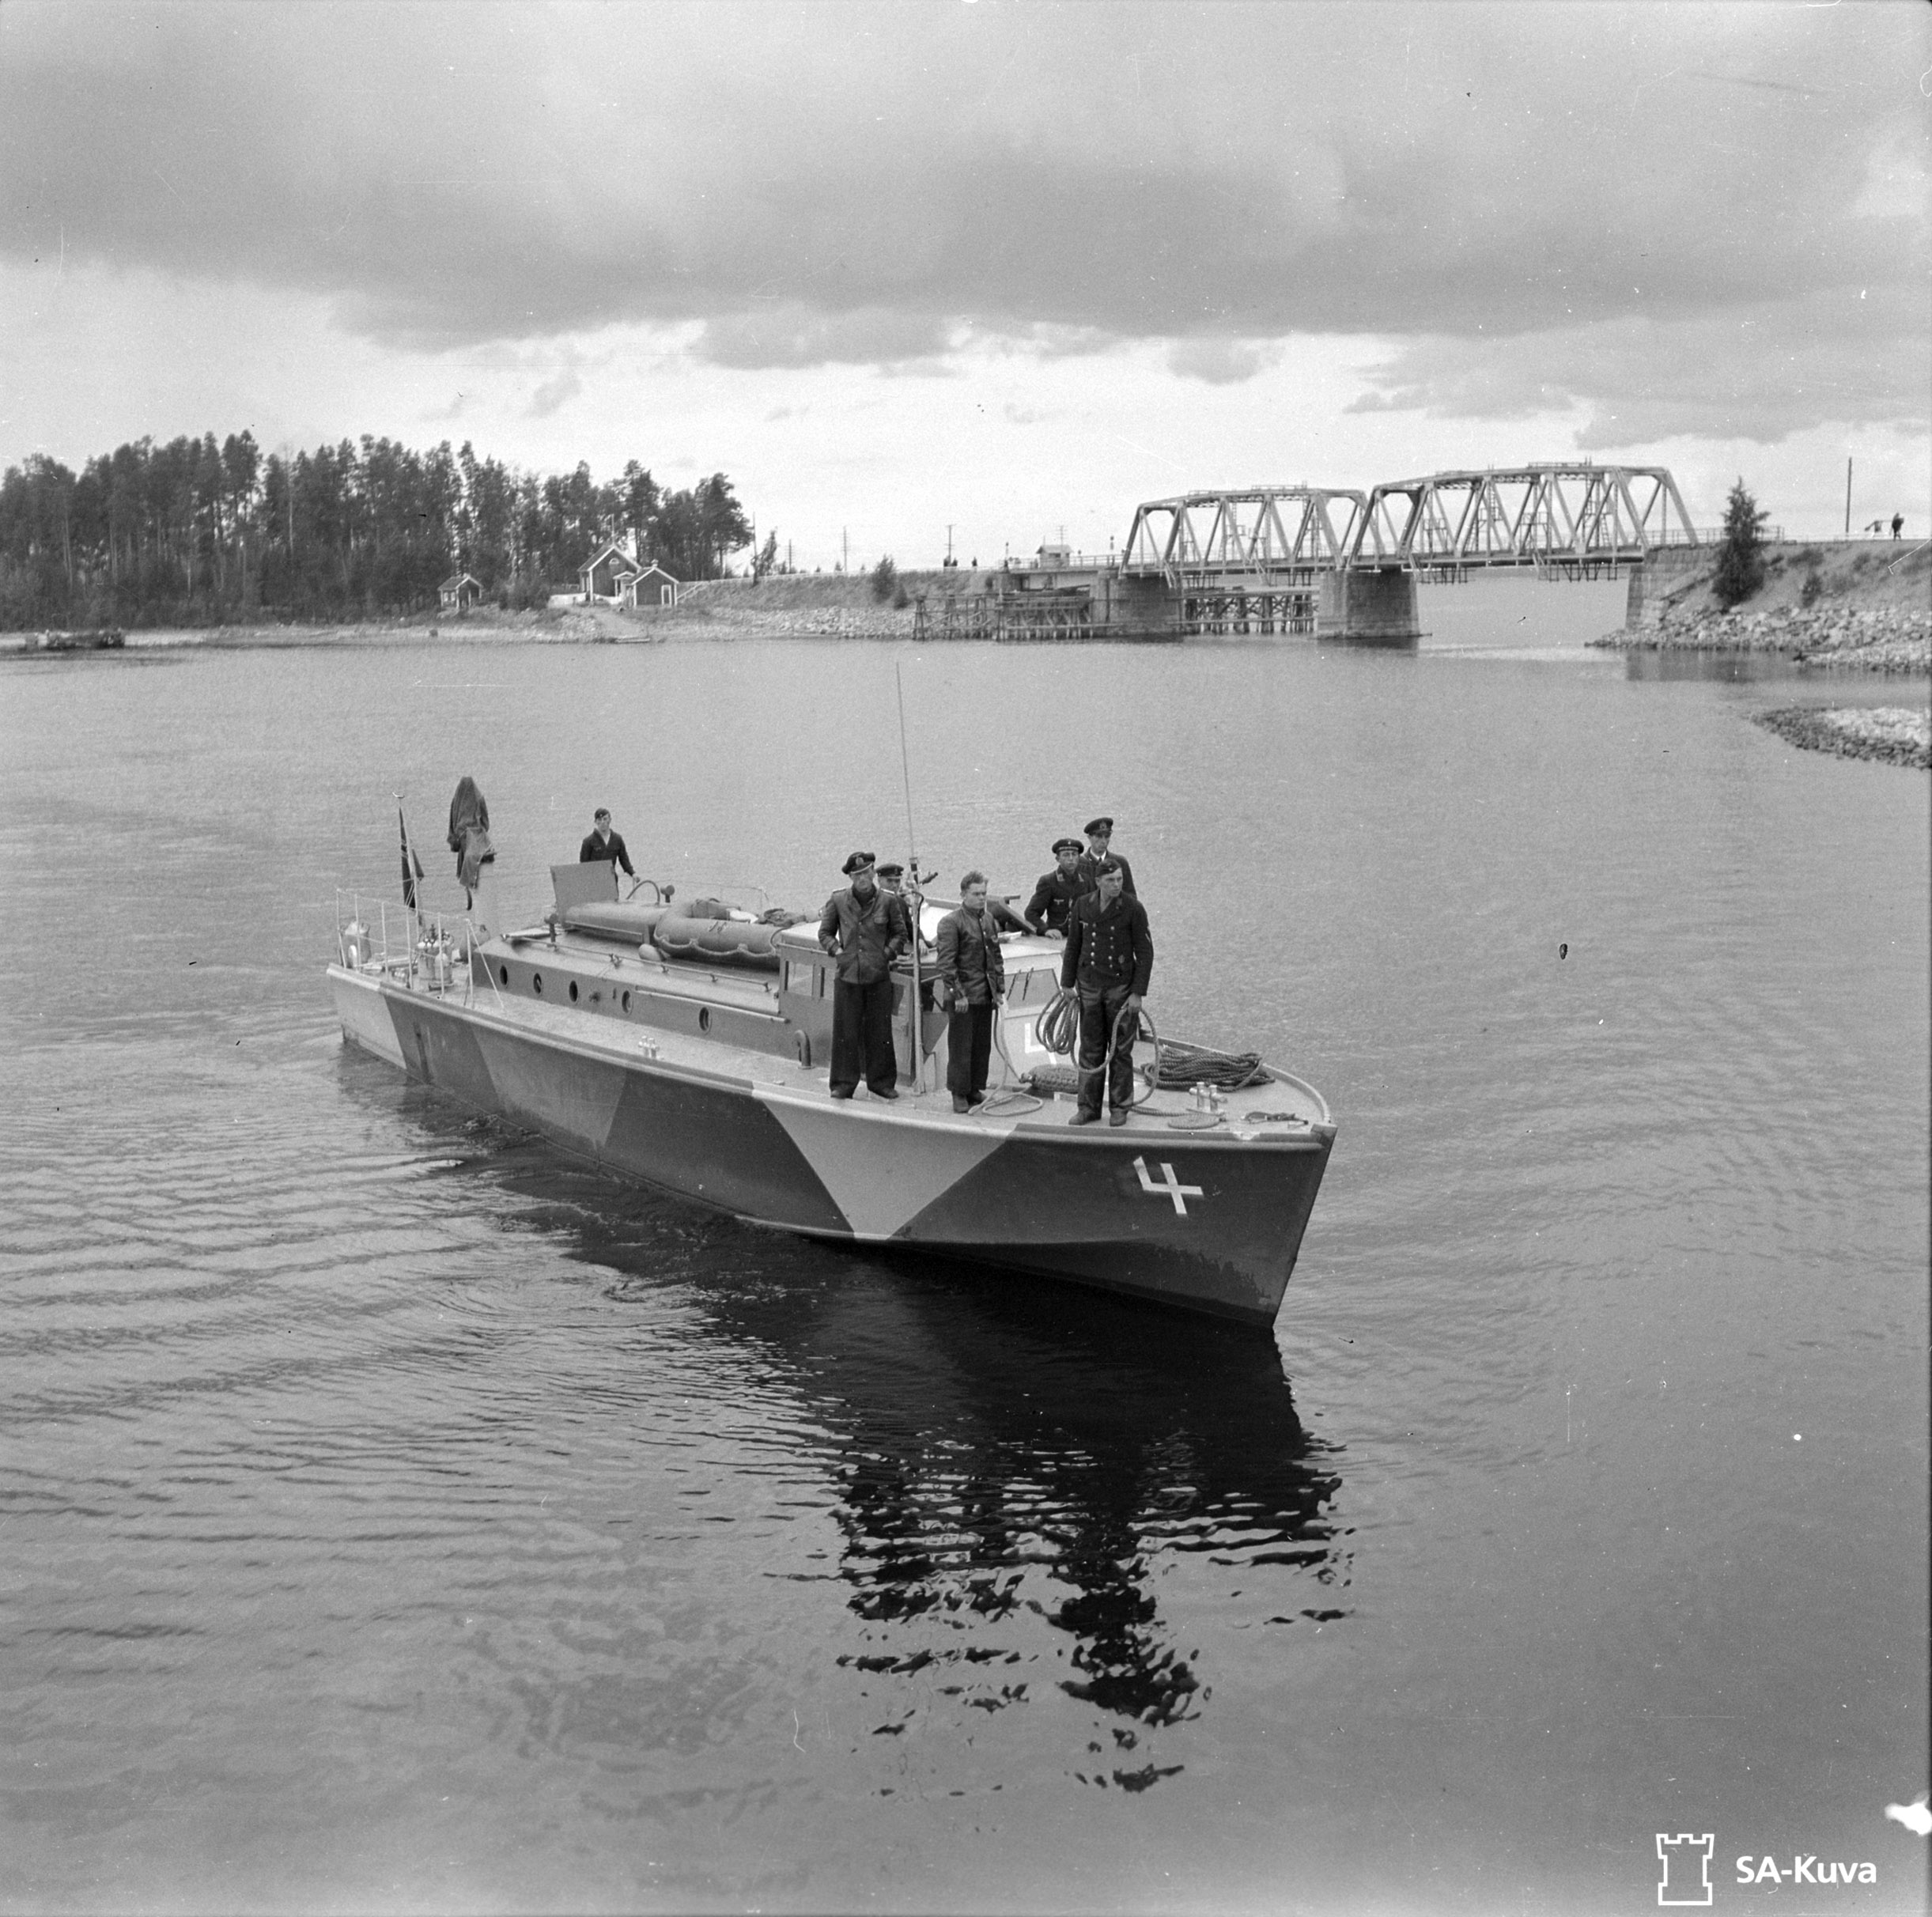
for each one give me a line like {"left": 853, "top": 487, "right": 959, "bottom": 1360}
{"left": 1134, "top": 1155, "right": 1204, "bottom": 1216}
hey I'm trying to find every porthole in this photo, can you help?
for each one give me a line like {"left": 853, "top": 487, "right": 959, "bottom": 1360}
{"left": 621, "top": 990, "right": 632, "bottom": 1013}
{"left": 532, "top": 973, "right": 543, "bottom": 995}
{"left": 497, "top": 964, "right": 509, "bottom": 985}
{"left": 568, "top": 980, "right": 580, "bottom": 1003}
{"left": 698, "top": 1007, "right": 712, "bottom": 1034}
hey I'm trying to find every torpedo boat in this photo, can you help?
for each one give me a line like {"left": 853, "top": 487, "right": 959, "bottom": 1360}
{"left": 328, "top": 826, "right": 1337, "bottom": 1327}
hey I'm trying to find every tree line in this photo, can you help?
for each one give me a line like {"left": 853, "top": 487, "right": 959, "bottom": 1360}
{"left": 0, "top": 430, "right": 756, "bottom": 629}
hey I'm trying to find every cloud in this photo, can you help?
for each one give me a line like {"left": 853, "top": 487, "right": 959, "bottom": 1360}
{"left": 1348, "top": 286, "right": 1929, "bottom": 446}
{"left": 528, "top": 368, "right": 581, "bottom": 418}
{"left": 0, "top": 0, "right": 1925, "bottom": 446}
{"left": 1167, "top": 338, "right": 1284, "bottom": 386}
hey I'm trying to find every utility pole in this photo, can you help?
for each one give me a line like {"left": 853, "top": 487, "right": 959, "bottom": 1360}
{"left": 842, "top": 526, "right": 849, "bottom": 575}
{"left": 946, "top": 523, "right": 954, "bottom": 565}
{"left": 1844, "top": 458, "right": 1852, "bottom": 539}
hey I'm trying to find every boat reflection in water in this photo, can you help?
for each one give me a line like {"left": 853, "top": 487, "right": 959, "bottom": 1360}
{"left": 388, "top": 1082, "right": 1349, "bottom": 1794}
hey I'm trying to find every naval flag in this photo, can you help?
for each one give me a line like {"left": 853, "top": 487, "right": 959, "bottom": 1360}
{"left": 399, "top": 803, "right": 425, "bottom": 909}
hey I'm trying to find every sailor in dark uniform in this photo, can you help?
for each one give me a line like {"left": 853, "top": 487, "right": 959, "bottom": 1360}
{"left": 1076, "top": 816, "right": 1135, "bottom": 898}
{"left": 1061, "top": 858, "right": 1153, "bottom": 1126}
{"left": 1024, "top": 838, "right": 1093, "bottom": 936}
{"left": 818, "top": 851, "right": 912, "bottom": 1100}
{"left": 578, "top": 808, "right": 636, "bottom": 881}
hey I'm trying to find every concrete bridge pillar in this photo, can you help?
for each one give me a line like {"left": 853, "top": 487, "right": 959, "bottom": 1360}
{"left": 1317, "top": 568, "right": 1421, "bottom": 644}
{"left": 1624, "top": 547, "right": 1710, "bottom": 630}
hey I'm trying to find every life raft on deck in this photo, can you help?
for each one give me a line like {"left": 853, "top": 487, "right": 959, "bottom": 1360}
{"left": 648, "top": 898, "right": 794, "bottom": 971}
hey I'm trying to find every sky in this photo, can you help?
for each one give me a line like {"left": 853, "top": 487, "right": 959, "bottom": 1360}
{"left": 2, "top": 0, "right": 1926, "bottom": 569}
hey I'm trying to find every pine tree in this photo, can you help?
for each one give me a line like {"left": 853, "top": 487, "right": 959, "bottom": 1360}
{"left": 1712, "top": 478, "right": 1768, "bottom": 608}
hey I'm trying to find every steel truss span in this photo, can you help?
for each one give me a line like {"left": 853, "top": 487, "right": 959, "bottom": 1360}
{"left": 1353, "top": 465, "right": 1699, "bottom": 573}
{"left": 1122, "top": 486, "right": 1368, "bottom": 584}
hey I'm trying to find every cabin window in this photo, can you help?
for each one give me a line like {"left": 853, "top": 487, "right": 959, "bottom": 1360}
{"left": 621, "top": 990, "right": 632, "bottom": 1013}
{"left": 532, "top": 973, "right": 543, "bottom": 995}
{"left": 784, "top": 960, "right": 822, "bottom": 996}
{"left": 569, "top": 981, "right": 580, "bottom": 1003}
{"left": 497, "top": 964, "right": 509, "bottom": 985}
{"left": 698, "top": 1008, "right": 712, "bottom": 1034}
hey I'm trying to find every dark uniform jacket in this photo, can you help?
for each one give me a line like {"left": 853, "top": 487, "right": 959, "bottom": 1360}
{"left": 818, "top": 884, "right": 912, "bottom": 985}
{"left": 1076, "top": 849, "right": 1135, "bottom": 898}
{"left": 935, "top": 906, "right": 1007, "bottom": 1006}
{"left": 1061, "top": 891, "right": 1154, "bottom": 997}
{"left": 1024, "top": 865, "right": 1094, "bottom": 934}
{"left": 579, "top": 830, "right": 635, "bottom": 877}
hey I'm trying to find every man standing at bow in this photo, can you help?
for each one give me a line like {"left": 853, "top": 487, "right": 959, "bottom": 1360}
{"left": 1076, "top": 816, "right": 1136, "bottom": 898}
{"left": 819, "top": 852, "right": 912, "bottom": 1100}
{"left": 935, "top": 871, "right": 1008, "bottom": 1113}
{"left": 1061, "top": 859, "right": 1153, "bottom": 1127}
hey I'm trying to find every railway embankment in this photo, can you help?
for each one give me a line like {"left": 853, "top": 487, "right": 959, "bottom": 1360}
{"left": 672, "top": 569, "right": 992, "bottom": 637}
{"left": 1592, "top": 538, "right": 1930, "bottom": 674}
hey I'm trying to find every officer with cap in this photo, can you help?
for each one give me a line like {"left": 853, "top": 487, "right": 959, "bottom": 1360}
{"left": 579, "top": 807, "right": 636, "bottom": 881}
{"left": 1076, "top": 817, "right": 1135, "bottom": 898}
{"left": 818, "top": 851, "right": 912, "bottom": 1100}
{"left": 1024, "top": 837, "right": 1094, "bottom": 936}
{"left": 1061, "top": 857, "right": 1153, "bottom": 1126}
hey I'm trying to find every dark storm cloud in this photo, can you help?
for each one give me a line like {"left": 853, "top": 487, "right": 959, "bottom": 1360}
{"left": 2, "top": 2, "right": 1923, "bottom": 437}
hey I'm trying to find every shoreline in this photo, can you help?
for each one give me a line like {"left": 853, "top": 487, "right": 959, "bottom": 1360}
{"left": 1754, "top": 705, "right": 1930, "bottom": 769}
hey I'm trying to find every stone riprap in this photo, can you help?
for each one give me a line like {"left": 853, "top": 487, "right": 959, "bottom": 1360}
{"left": 1754, "top": 705, "right": 1930, "bottom": 769}
{"left": 1594, "top": 604, "right": 1930, "bottom": 674}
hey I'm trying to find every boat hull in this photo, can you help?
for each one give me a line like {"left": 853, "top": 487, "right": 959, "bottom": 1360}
{"left": 331, "top": 966, "right": 1333, "bottom": 1326}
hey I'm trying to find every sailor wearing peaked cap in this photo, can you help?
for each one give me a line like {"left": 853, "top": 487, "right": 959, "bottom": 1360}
{"left": 1062, "top": 856, "right": 1154, "bottom": 1126}
{"left": 819, "top": 851, "right": 911, "bottom": 1099}
{"left": 1076, "top": 817, "right": 1135, "bottom": 899}
{"left": 1024, "top": 836, "right": 1095, "bottom": 937}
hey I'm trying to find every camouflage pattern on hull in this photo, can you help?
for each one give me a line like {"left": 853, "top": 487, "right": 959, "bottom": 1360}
{"left": 335, "top": 968, "right": 1331, "bottom": 1325}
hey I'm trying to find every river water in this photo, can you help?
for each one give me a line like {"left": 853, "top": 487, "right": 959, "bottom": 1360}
{"left": 3, "top": 580, "right": 1926, "bottom": 1914}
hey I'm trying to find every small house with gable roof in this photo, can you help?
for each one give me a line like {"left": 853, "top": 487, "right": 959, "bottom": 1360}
{"left": 624, "top": 562, "right": 681, "bottom": 610}
{"left": 438, "top": 571, "right": 484, "bottom": 612}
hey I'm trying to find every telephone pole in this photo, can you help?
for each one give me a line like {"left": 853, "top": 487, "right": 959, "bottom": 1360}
{"left": 1844, "top": 458, "right": 1852, "bottom": 538}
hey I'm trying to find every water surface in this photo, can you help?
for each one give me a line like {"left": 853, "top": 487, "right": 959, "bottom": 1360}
{"left": 3, "top": 581, "right": 1926, "bottom": 1912}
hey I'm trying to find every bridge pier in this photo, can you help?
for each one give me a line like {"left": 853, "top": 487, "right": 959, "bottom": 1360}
{"left": 1624, "top": 547, "right": 1711, "bottom": 630}
{"left": 1317, "top": 568, "right": 1421, "bottom": 644}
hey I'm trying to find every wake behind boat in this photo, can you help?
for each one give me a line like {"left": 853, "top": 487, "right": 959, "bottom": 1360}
{"left": 328, "top": 809, "right": 1337, "bottom": 1328}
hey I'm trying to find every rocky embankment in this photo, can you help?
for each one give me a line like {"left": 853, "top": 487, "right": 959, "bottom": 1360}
{"left": 1753, "top": 705, "right": 1930, "bottom": 769}
{"left": 1592, "top": 539, "right": 1930, "bottom": 674}
{"left": 1613, "top": 603, "right": 1930, "bottom": 673}
{"left": 675, "top": 570, "right": 989, "bottom": 638}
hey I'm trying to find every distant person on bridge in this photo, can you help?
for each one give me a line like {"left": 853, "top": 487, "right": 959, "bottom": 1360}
{"left": 1892, "top": 512, "right": 1904, "bottom": 539}
{"left": 819, "top": 852, "right": 911, "bottom": 1101}
{"left": 1062, "top": 860, "right": 1153, "bottom": 1129}
{"left": 1076, "top": 818, "right": 1136, "bottom": 898}
{"left": 1024, "top": 838, "right": 1093, "bottom": 936}
{"left": 578, "top": 807, "right": 636, "bottom": 881}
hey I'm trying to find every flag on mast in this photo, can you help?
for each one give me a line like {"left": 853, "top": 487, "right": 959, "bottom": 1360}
{"left": 399, "top": 803, "right": 425, "bottom": 909}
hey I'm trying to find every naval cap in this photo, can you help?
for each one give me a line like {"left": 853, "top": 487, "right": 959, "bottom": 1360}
{"left": 875, "top": 861, "right": 904, "bottom": 878}
{"left": 1051, "top": 837, "right": 1083, "bottom": 855}
{"left": 1083, "top": 816, "right": 1113, "bottom": 837}
{"left": 841, "top": 849, "right": 876, "bottom": 875}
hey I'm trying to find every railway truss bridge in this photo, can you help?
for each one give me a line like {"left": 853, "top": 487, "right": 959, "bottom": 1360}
{"left": 994, "top": 465, "right": 1702, "bottom": 643}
